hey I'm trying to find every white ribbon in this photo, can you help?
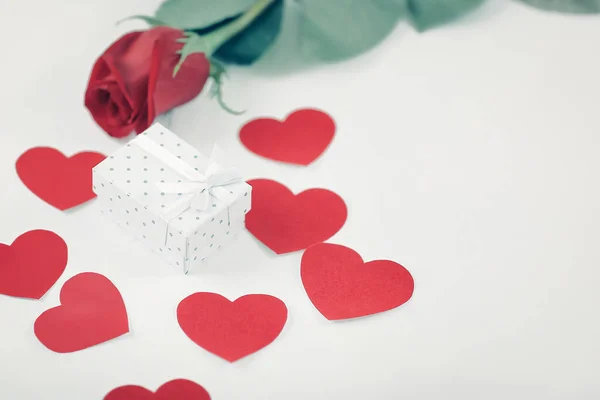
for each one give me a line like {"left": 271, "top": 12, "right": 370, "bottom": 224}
{"left": 134, "top": 135, "right": 242, "bottom": 223}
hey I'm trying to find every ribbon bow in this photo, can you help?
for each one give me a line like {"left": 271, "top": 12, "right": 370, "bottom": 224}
{"left": 133, "top": 135, "right": 242, "bottom": 223}
{"left": 154, "top": 145, "right": 242, "bottom": 221}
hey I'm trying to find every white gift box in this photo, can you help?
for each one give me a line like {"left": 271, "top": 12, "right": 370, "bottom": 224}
{"left": 92, "top": 123, "right": 252, "bottom": 273}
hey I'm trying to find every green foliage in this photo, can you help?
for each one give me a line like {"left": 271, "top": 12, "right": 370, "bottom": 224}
{"left": 192, "top": 0, "right": 284, "bottom": 65}
{"left": 295, "top": 0, "right": 407, "bottom": 62}
{"left": 117, "top": 15, "right": 168, "bottom": 27}
{"left": 132, "top": 0, "right": 599, "bottom": 72}
{"left": 155, "top": 0, "right": 257, "bottom": 29}
{"left": 173, "top": 33, "right": 212, "bottom": 76}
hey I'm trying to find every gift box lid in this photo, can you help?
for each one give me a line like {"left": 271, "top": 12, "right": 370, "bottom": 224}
{"left": 93, "top": 123, "right": 252, "bottom": 238}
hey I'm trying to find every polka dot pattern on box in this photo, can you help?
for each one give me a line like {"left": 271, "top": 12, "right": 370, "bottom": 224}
{"left": 92, "top": 126, "right": 252, "bottom": 271}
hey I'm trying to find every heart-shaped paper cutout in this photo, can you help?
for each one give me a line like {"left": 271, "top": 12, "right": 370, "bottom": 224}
{"left": 16, "top": 147, "right": 106, "bottom": 210}
{"left": 104, "top": 379, "right": 211, "bottom": 400}
{"left": 177, "top": 292, "right": 287, "bottom": 362}
{"left": 239, "top": 108, "right": 335, "bottom": 165}
{"left": 245, "top": 179, "right": 347, "bottom": 254}
{"left": 0, "top": 230, "right": 67, "bottom": 299}
{"left": 34, "top": 272, "right": 129, "bottom": 353}
{"left": 301, "top": 243, "right": 414, "bottom": 320}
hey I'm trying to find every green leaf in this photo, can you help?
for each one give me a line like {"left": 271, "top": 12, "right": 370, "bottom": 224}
{"left": 208, "top": 60, "right": 246, "bottom": 115}
{"left": 155, "top": 0, "right": 257, "bottom": 30}
{"left": 296, "top": 0, "right": 407, "bottom": 62}
{"left": 516, "top": 0, "right": 600, "bottom": 13}
{"left": 117, "top": 15, "right": 168, "bottom": 27}
{"left": 166, "top": 0, "right": 281, "bottom": 70}
{"left": 210, "top": 0, "right": 283, "bottom": 65}
{"left": 406, "top": 0, "right": 486, "bottom": 32}
{"left": 173, "top": 32, "right": 212, "bottom": 76}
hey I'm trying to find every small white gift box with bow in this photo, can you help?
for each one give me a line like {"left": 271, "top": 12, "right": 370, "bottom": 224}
{"left": 92, "top": 123, "right": 252, "bottom": 273}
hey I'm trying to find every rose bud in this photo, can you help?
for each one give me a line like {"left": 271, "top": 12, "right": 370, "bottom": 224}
{"left": 85, "top": 27, "right": 209, "bottom": 138}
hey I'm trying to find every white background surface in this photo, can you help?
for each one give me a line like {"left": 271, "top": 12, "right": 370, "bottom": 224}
{"left": 1, "top": 1, "right": 600, "bottom": 399}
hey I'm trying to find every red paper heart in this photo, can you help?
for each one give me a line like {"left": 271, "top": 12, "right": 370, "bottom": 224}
{"left": 34, "top": 272, "right": 129, "bottom": 353}
{"left": 301, "top": 243, "right": 415, "bottom": 320}
{"left": 239, "top": 108, "right": 335, "bottom": 165}
{"left": 245, "top": 179, "right": 347, "bottom": 254}
{"left": 177, "top": 292, "right": 287, "bottom": 362}
{"left": 104, "top": 379, "right": 211, "bottom": 400}
{"left": 16, "top": 147, "right": 106, "bottom": 210}
{"left": 0, "top": 230, "right": 68, "bottom": 300}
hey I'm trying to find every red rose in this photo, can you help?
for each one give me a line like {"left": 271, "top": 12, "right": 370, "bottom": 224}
{"left": 85, "top": 27, "right": 209, "bottom": 138}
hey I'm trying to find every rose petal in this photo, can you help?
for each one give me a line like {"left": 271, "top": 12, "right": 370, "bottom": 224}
{"left": 140, "top": 28, "right": 210, "bottom": 133}
{"left": 85, "top": 81, "right": 135, "bottom": 138}
{"left": 86, "top": 32, "right": 142, "bottom": 111}
{"left": 85, "top": 28, "right": 208, "bottom": 138}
